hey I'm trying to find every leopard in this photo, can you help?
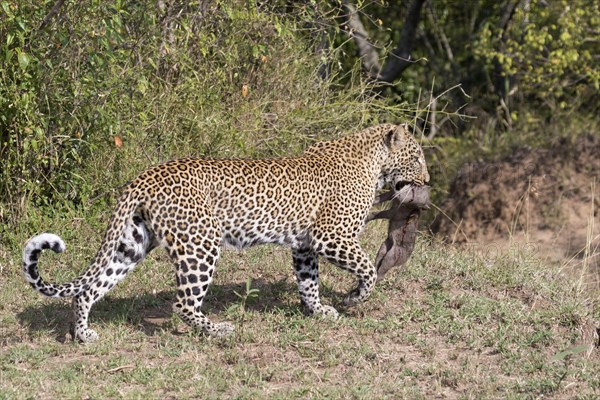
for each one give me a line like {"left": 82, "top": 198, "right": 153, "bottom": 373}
{"left": 22, "top": 123, "right": 429, "bottom": 343}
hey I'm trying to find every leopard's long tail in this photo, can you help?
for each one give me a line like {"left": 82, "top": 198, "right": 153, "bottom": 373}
{"left": 22, "top": 188, "right": 143, "bottom": 298}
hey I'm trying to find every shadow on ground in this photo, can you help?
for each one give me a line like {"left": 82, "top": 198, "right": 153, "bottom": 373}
{"left": 16, "top": 278, "right": 345, "bottom": 342}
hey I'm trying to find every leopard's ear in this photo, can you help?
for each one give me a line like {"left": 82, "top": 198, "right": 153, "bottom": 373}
{"left": 384, "top": 124, "right": 407, "bottom": 151}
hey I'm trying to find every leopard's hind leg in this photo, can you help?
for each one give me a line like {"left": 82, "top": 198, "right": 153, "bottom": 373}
{"left": 292, "top": 247, "right": 339, "bottom": 318}
{"left": 158, "top": 207, "right": 234, "bottom": 338}
{"left": 72, "top": 214, "right": 156, "bottom": 342}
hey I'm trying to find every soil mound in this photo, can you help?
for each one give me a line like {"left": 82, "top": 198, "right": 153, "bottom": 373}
{"left": 432, "top": 134, "right": 599, "bottom": 272}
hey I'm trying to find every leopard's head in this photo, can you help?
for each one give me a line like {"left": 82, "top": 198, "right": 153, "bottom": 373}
{"left": 380, "top": 123, "right": 429, "bottom": 190}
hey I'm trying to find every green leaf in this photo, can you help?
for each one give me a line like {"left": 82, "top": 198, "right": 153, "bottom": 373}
{"left": 1, "top": 1, "right": 13, "bottom": 18}
{"left": 6, "top": 32, "right": 14, "bottom": 46}
{"left": 18, "top": 51, "right": 29, "bottom": 70}
{"left": 4, "top": 48, "right": 13, "bottom": 63}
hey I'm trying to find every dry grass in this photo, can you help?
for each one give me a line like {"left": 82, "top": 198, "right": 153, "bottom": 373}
{"left": 1, "top": 214, "right": 598, "bottom": 399}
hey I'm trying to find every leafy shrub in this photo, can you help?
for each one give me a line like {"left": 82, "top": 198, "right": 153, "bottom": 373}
{"left": 0, "top": 1, "right": 409, "bottom": 227}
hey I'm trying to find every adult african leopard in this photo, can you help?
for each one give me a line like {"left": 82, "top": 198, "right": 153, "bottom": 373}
{"left": 22, "top": 123, "right": 429, "bottom": 342}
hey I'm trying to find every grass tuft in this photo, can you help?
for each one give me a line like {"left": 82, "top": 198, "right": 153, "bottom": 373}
{"left": 1, "top": 221, "right": 597, "bottom": 398}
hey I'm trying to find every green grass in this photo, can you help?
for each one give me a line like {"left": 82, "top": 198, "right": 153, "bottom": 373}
{"left": 1, "top": 216, "right": 598, "bottom": 399}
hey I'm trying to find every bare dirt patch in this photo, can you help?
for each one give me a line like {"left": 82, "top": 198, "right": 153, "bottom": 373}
{"left": 432, "top": 134, "right": 600, "bottom": 284}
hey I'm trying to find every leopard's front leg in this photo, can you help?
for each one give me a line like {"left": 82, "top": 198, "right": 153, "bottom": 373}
{"left": 311, "top": 236, "right": 377, "bottom": 306}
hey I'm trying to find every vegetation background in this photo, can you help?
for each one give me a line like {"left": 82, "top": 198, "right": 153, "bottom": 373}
{"left": 0, "top": 0, "right": 598, "bottom": 398}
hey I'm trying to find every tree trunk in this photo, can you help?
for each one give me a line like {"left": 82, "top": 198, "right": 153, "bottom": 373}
{"left": 342, "top": 0, "right": 426, "bottom": 87}
{"left": 378, "top": 0, "right": 426, "bottom": 83}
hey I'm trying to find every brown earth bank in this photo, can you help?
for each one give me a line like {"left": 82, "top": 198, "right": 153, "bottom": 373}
{"left": 431, "top": 134, "right": 600, "bottom": 283}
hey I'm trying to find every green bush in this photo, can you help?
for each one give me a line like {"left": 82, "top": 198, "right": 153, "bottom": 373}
{"left": 0, "top": 1, "right": 410, "bottom": 229}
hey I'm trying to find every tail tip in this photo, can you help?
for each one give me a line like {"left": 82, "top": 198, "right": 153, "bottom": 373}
{"left": 26, "top": 233, "right": 66, "bottom": 254}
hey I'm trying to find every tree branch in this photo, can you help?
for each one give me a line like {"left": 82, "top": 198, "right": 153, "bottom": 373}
{"left": 305, "top": 3, "right": 331, "bottom": 80}
{"left": 342, "top": 2, "right": 382, "bottom": 79}
{"left": 342, "top": 0, "right": 426, "bottom": 86}
{"left": 493, "top": 0, "right": 521, "bottom": 100}
{"left": 378, "top": 0, "right": 426, "bottom": 83}
{"left": 499, "top": 0, "right": 520, "bottom": 40}
{"left": 39, "top": 0, "right": 67, "bottom": 30}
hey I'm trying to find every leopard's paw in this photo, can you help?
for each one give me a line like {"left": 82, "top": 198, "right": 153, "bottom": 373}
{"left": 76, "top": 328, "right": 99, "bottom": 343}
{"left": 207, "top": 321, "right": 235, "bottom": 338}
{"left": 318, "top": 305, "right": 340, "bottom": 320}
